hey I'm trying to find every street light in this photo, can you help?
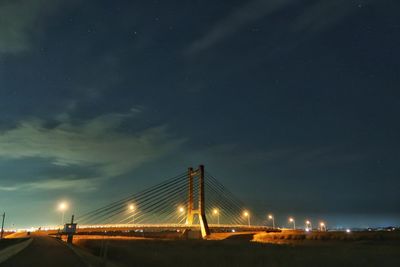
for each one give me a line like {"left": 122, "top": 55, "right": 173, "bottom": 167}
{"left": 320, "top": 222, "right": 326, "bottom": 231}
{"left": 268, "top": 214, "right": 275, "bottom": 229}
{"left": 129, "top": 204, "right": 135, "bottom": 224}
{"left": 178, "top": 206, "right": 185, "bottom": 224}
{"left": 305, "top": 220, "right": 312, "bottom": 231}
{"left": 213, "top": 208, "right": 220, "bottom": 225}
{"left": 243, "top": 211, "right": 250, "bottom": 227}
{"left": 58, "top": 202, "right": 68, "bottom": 226}
{"left": 289, "top": 217, "right": 296, "bottom": 229}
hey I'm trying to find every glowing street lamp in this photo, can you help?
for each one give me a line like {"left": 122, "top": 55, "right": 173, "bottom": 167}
{"left": 319, "top": 222, "right": 326, "bottom": 231}
{"left": 129, "top": 204, "right": 135, "bottom": 224}
{"left": 305, "top": 220, "right": 312, "bottom": 231}
{"left": 213, "top": 208, "right": 220, "bottom": 225}
{"left": 178, "top": 206, "right": 185, "bottom": 224}
{"left": 243, "top": 211, "right": 251, "bottom": 227}
{"left": 289, "top": 217, "right": 296, "bottom": 229}
{"left": 268, "top": 214, "right": 275, "bottom": 229}
{"left": 58, "top": 201, "right": 68, "bottom": 226}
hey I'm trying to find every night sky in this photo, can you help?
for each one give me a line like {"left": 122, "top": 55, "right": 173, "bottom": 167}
{"left": 0, "top": 0, "right": 399, "bottom": 229}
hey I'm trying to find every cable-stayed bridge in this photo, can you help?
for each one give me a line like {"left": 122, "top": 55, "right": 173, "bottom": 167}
{"left": 76, "top": 165, "right": 269, "bottom": 238}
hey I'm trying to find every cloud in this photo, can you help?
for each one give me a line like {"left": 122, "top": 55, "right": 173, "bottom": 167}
{"left": 185, "top": 0, "right": 373, "bottom": 56}
{"left": 0, "top": 176, "right": 99, "bottom": 192}
{"left": 0, "top": 0, "right": 64, "bottom": 55}
{"left": 185, "top": 0, "right": 294, "bottom": 56}
{"left": 0, "top": 111, "right": 184, "bottom": 191}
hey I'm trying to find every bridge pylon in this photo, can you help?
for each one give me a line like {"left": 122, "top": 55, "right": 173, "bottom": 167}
{"left": 186, "top": 165, "right": 210, "bottom": 238}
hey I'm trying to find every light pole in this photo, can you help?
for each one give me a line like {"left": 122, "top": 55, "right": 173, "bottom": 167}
{"left": 58, "top": 202, "right": 68, "bottom": 227}
{"left": 129, "top": 204, "right": 135, "bottom": 224}
{"left": 320, "top": 222, "right": 326, "bottom": 231}
{"left": 305, "top": 220, "right": 312, "bottom": 231}
{"left": 178, "top": 206, "right": 185, "bottom": 224}
{"left": 213, "top": 209, "right": 220, "bottom": 225}
{"left": 268, "top": 214, "right": 275, "bottom": 229}
{"left": 243, "top": 211, "right": 250, "bottom": 227}
{"left": 289, "top": 217, "right": 295, "bottom": 229}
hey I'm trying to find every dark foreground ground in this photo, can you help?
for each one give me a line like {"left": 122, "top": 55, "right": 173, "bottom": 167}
{"left": 1, "top": 235, "right": 86, "bottom": 267}
{"left": 0, "top": 239, "right": 27, "bottom": 250}
{"left": 75, "top": 236, "right": 400, "bottom": 267}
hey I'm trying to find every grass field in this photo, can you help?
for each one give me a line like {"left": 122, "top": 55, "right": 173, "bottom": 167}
{"left": 253, "top": 230, "right": 400, "bottom": 243}
{"left": 74, "top": 231, "right": 400, "bottom": 267}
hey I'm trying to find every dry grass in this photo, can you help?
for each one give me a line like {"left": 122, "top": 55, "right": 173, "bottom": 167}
{"left": 253, "top": 230, "right": 400, "bottom": 244}
{"left": 73, "top": 232, "right": 400, "bottom": 267}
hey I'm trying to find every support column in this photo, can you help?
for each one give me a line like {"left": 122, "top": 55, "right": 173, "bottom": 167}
{"left": 198, "top": 165, "right": 210, "bottom": 237}
{"left": 185, "top": 165, "right": 210, "bottom": 239}
{"left": 186, "top": 167, "right": 194, "bottom": 225}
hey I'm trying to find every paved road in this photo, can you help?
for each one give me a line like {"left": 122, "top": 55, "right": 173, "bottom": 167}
{"left": 1, "top": 235, "right": 86, "bottom": 267}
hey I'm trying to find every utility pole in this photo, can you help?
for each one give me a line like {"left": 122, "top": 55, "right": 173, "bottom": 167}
{"left": 1, "top": 212, "right": 5, "bottom": 239}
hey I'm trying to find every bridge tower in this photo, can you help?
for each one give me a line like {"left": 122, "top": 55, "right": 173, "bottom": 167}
{"left": 186, "top": 165, "right": 210, "bottom": 238}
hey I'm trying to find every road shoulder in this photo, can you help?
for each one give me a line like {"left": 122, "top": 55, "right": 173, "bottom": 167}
{"left": 0, "top": 238, "right": 32, "bottom": 264}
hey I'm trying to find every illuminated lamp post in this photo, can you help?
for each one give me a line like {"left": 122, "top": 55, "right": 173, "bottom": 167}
{"left": 243, "top": 211, "right": 251, "bottom": 227}
{"left": 268, "top": 214, "right": 275, "bottom": 229}
{"left": 289, "top": 217, "right": 296, "bottom": 229}
{"left": 213, "top": 209, "right": 220, "bottom": 225}
{"left": 129, "top": 204, "right": 135, "bottom": 224}
{"left": 58, "top": 202, "right": 68, "bottom": 226}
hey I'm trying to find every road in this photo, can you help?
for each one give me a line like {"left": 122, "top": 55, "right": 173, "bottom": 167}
{"left": 1, "top": 235, "right": 86, "bottom": 267}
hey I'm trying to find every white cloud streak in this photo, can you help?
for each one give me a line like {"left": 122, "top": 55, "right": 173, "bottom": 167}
{"left": 0, "top": 112, "right": 184, "bottom": 191}
{"left": 0, "top": 176, "right": 99, "bottom": 192}
{"left": 185, "top": 0, "right": 294, "bottom": 56}
{"left": 186, "top": 0, "right": 372, "bottom": 56}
